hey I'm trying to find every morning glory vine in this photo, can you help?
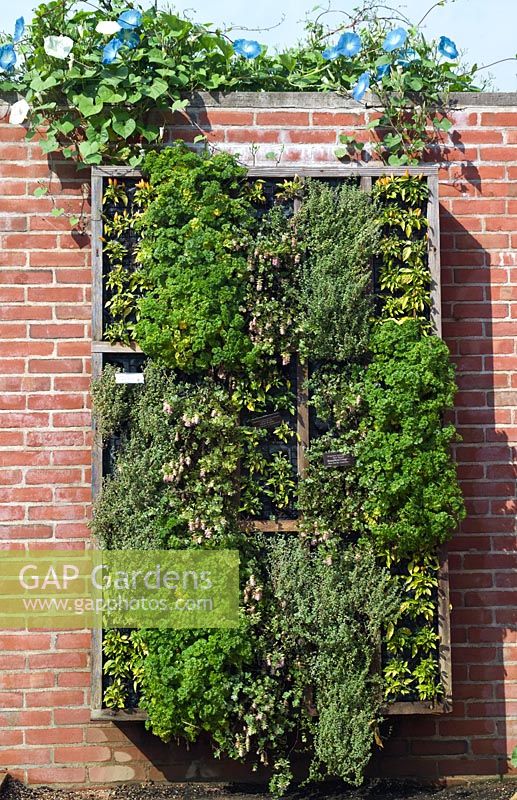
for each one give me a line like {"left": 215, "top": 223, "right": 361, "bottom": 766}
{"left": 0, "top": 0, "right": 514, "bottom": 168}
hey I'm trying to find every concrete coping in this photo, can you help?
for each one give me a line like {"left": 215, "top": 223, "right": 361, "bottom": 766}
{"left": 186, "top": 91, "right": 517, "bottom": 109}
{"left": 1, "top": 91, "right": 517, "bottom": 116}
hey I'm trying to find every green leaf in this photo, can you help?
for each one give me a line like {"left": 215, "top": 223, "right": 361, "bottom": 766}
{"left": 33, "top": 187, "right": 48, "bottom": 198}
{"left": 334, "top": 147, "right": 349, "bottom": 159}
{"left": 434, "top": 117, "right": 453, "bottom": 132}
{"left": 111, "top": 113, "right": 137, "bottom": 140}
{"left": 387, "top": 154, "right": 404, "bottom": 165}
{"left": 98, "top": 85, "right": 127, "bottom": 104}
{"left": 171, "top": 98, "right": 189, "bottom": 113}
{"left": 51, "top": 207, "right": 65, "bottom": 217}
{"left": 511, "top": 746, "right": 517, "bottom": 768}
{"left": 30, "top": 74, "right": 59, "bottom": 92}
{"left": 69, "top": 216, "right": 80, "bottom": 227}
{"left": 145, "top": 78, "right": 169, "bottom": 100}
{"left": 54, "top": 119, "right": 75, "bottom": 136}
{"left": 407, "top": 77, "right": 424, "bottom": 91}
{"left": 75, "top": 94, "right": 104, "bottom": 118}
{"left": 39, "top": 136, "right": 60, "bottom": 155}
{"left": 78, "top": 139, "right": 101, "bottom": 160}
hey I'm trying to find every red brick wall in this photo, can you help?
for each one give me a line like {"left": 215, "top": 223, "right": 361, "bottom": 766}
{"left": 0, "top": 93, "right": 516, "bottom": 786}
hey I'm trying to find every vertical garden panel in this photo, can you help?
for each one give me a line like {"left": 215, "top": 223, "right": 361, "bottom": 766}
{"left": 90, "top": 163, "right": 451, "bottom": 720}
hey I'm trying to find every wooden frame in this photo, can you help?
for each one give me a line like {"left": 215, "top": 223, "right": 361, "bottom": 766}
{"left": 90, "top": 163, "right": 450, "bottom": 721}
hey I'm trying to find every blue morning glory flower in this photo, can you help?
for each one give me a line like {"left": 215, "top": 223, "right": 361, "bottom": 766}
{"left": 322, "top": 45, "right": 341, "bottom": 61}
{"left": 382, "top": 28, "right": 407, "bottom": 52}
{"left": 117, "top": 9, "right": 142, "bottom": 30}
{"left": 117, "top": 29, "right": 140, "bottom": 49}
{"left": 336, "top": 31, "right": 362, "bottom": 57}
{"left": 102, "top": 37, "right": 124, "bottom": 64}
{"left": 0, "top": 44, "right": 16, "bottom": 71}
{"left": 352, "top": 71, "right": 370, "bottom": 102}
{"left": 233, "top": 39, "right": 262, "bottom": 59}
{"left": 13, "top": 17, "right": 25, "bottom": 44}
{"left": 438, "top": 36, "right": 458, "bottom": 59}
{"left": 376, "top": 63, "right": 390, "bottom": 81}
{"left": 397, "top": 48, "right": 420, "bottom": 67}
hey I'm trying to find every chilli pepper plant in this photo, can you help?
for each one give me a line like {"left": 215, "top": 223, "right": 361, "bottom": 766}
{"left": 92, "top": 145, "right": 464, "bottom": 793}
{"left": 0, "top": 0, "right": 509, "bottom": 170}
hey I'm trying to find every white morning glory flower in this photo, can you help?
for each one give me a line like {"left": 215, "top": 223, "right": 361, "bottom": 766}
{"left": 9, "top": 98, "right": 30, "bottom": 125}
{"left": 44, "top": 35, "right": 74, "bottom": 60}
{"left": 96, "top": 21, "right": 122, "bottom": 35}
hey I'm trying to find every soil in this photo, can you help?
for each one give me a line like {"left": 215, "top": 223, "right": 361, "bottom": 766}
{"left": 1, "top": 776, "right": 516, "bottom": 800}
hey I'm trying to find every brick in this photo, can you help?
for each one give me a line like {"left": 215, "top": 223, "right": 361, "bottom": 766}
{"left": 25, "top": 468, "right": 82, "bottom": 485}
{"left": 0, "top": 692, "right": 23, "bottom": 708}
{"left": 25, "top": 728, "right": 84, "bottom": 745}
{"left": 0, "top": 748, "right": 50, "bottom": 766}
{"left": 224, "top": 128, "right": 283, "bottom": 144}
{"left": 52, "top": 412, "right": 91, "bottom": 427}
{"left": 55, "top": 268, "right": 91, "bottom": 284}
{"left": 0, "top": 655, "right": 25, "bottom": 669}
{"left": 0, "top": 634, "right": 51, "bottom": 651}
{"left": 196, "top": 109, "right": 254, "bottom": 127}
{"left": 255, "top": 111, "right": 310, "bottom": 126}
{"left": 54, "top": 746, "right": 111, "bottom": 764}
{"left": 28, "top": 505, "right": 90, "bottom": 521}
{"left": 27, "top": 287, "right": 84, "bottom": 303}
{"left": 56, "top": 632, "right": 91, "bottom": 649}
{"left": 30, "top": 323, "right": 85, "bottom": 339}
{"left": 53, "top": 708, "right": 91, "bottom": 725}
{"left": 27, "top": 767, "right": 86, "bottom": 784}
{"left": 29, "top": 652, "right": 88, "bottom": 669}
{"left": 28, "top": 394, "right": 85, "bottom": 411}
{"left": 312, "top": 112, "right": 363, "bottom": 126}
{"left": 27, "top": 430, "right": 86, "bottom": 447}
{"left": 412, "top": 740, "right": 467, "bottom": 755}
{"left": 57, "top": 671, "right": 90, "bottom": 687}
{"left": 26, "top": 690, "right": 85, "bottom": 707}
{"left": 28, "top": 358, "right": 83, "bottom": 374}
{"left": 0, "top": 730, "right": 23, "bottom": 746}
{"left": 88, "top": 765, "right": 145, "bottom": 783}
{"left": 15, "top": 710, "right": 52, "bottom": 727}
{"left": 0, "top": 269, "right": 52, "bottom": 285}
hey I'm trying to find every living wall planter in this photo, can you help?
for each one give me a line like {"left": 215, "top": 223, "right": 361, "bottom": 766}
{"left": 89, "top": 162, "right": 452, "bottom": 722}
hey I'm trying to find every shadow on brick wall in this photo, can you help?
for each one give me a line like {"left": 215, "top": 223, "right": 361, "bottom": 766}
{"left": 371, "top": 203, "right": 517, "bottom": 781}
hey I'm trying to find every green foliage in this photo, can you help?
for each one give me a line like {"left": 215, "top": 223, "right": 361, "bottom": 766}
{"left": 102, "top": 178, "right": 154, "bottom": 344}
{"left": 384, "top": 555, "right": 443, "bottom": 701}
{"left": 246, "top": 202, "right": 302, "bottom": 369}
{"left": 354, "top": 320, "right": 465, "bottom": 557}
{"left": 124, "top": 538, "right": 399, "bottom": 791}
{"left": 103, "top": 629, "right": 148, "bottom": 709}
{"left": 91, "top": 363, "right": 181, "bottom": 550}
{"left": 132, "top": 145, "right": 256, "bottom": 373}
{"left": 296, "top": 180, "right": 379, "bottom": 362}
{"left": 0, "top": 1, "right": 489, "bottom": 167}
{"left": 373, "top": 175, "right": 432, "bottom": 323}
{"left": 91, "top": 360, "right": 296, "bottom": 550}
{"left": 136, "top": 623, "right": 255, "bottom": 745}
{"left": 90, "top": 363, "right": 130, "bottom": 442}
{"left": 92, "top": 156, "right": 464, "bottom": 789}
{"left": 266, "top": 538, "right": 400, "bottom": 785}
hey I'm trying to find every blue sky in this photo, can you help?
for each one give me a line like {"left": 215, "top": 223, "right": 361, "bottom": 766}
{"left": 3, "top": 0, "right": 516, "bottom": 90}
